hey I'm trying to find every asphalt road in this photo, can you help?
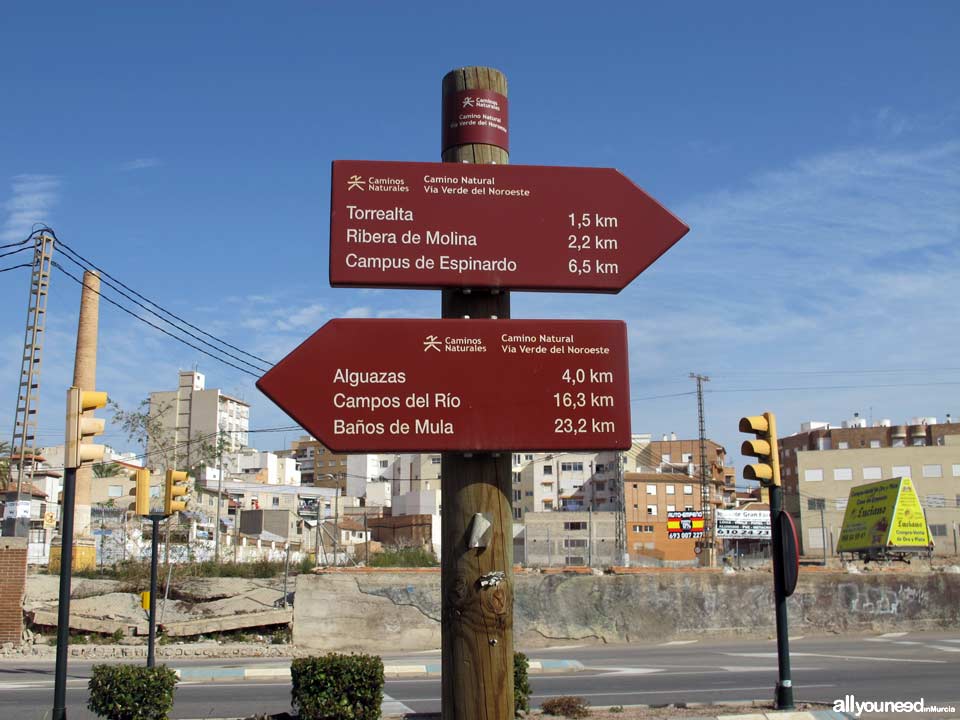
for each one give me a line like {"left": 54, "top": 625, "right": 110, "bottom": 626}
{"left": 2, "top": 631, "right": 958, "bottom": 719}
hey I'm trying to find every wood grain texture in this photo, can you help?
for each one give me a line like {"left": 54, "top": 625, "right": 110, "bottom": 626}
{"left": 440, "top": 66, "right": 514, "bottom": 720}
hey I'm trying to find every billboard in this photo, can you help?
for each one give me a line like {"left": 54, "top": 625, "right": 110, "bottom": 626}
{"left": 667, "top": 510, "right": 704, "bottom": 539}
{"left": 836, "top": 476, "right": 932, "bottom": 554}
{"left": 716, "top": 509, "right": 771, "bottom": 540}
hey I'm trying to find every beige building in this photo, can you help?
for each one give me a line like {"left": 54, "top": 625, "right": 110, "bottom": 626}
{"left": 782, "top": 416, "right": 960, "bottom": 556}
{"left": 147, "top": 370, "right": 249, "bottom": 470}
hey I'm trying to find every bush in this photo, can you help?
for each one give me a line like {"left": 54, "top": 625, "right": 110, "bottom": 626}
{"left": 87, "top": 664, "right": 178, "bottom": 720}
{"left": 368, "top": 546, "right": 439, "bottom": 567}
{"left": 291, "top": 653, "right": 384, "bottom": 720}
{"left": 514, "top": 652, "right": 531, "bottom": 715}
{"left": 541, "top": 696, "right": 590, "bottom": 718}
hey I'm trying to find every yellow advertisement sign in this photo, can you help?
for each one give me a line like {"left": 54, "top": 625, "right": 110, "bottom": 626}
{"left": 837, "top": 477, "right": 932, "bottom": 553}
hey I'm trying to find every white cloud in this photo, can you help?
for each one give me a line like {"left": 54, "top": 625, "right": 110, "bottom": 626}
{"left": 120, "top": 157, "right": 162, "bottom": 171}
{"left": 2, "top": 174, "right": 60, "bottom": 241}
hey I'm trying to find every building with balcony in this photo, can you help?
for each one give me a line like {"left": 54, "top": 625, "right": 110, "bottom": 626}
{"left": 781, "top": 414, "right": 960, "bottom": 556}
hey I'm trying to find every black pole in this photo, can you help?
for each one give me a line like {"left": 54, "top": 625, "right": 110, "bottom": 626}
{"left": 53, "top": 467, "right": 77, "bottom": 720}
{"left": 769, "top": 484, "right": 794, "bottom": 709}
{"left": 148, "top": 516, "right": 160, "bottom": 668}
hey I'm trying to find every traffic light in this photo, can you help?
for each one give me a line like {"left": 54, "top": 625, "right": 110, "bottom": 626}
{"left": 65, "top": 387, "right": 108, "bottom": 469}
{"left": 135, "top": 468, "right": 151, "bottom": 516}
{"left": 739, "top": 411, "right": 781, "bottom": 487}
{"left": 164, "top": 469, "right": 189, "bottom": 515}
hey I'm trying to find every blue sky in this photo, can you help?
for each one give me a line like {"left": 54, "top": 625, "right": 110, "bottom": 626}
{"left": 1, "top": 2, "right": 958, "bottom": 470}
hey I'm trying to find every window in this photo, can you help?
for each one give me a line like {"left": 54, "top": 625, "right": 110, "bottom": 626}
{"left": 561, "top": 462, "right": 584, "bottom": 472}
{"left": 647, "top": 505, "right": 657, "bottom": 516}
{"left": 646, "top": 484, "right": 657, "bottom": 496}
{"left": 922, "top": 464, "right": 943, "bottom": 478}
{"left": 870, "top": 439, "right": 881, "bottom": 448}
{"left": 863, "top": 466, "right": 882, "bottom": 481}
{"left": 564, "top": 538, "right": 587, "bottom": 548}
{"left": 513, "top": 507, "right": 522, "bottom": 520}
{"left": 108, "top": 485, "right": 123, "bottom": 498}
{"left": 513, "top": 454, "right": 521, "bottom": 466}
{"left": 683, "top": 484, "right": 693, "bottom": 495}
{"left": 633, "top": 524, "right": 653, "bottom": 533}
{"left": 595, "top": 463, "right": 606, "bottom": 473}
{"left": 666, "top": 485, "right": 675, "bottom": 495}
{"left": 272, "top": 497, "right": 280, "bottom": 508}
{"left": 930, "top": 524, "right": 947, "bottom": 537}
{"left": 513, "top": 490, "right": 521, "bottom": 502}
{"left": 525, "top": 454, "right": 534, "bottom": 461}
{"left": 684, "top": 505, "right": 694, "bottom": 512}
{"left": 835, "top": 498, "right": 848, "bottom": 511}
{"left": 912, "top": 438, "right": 925, "bottom": 447}
{"left": 513, "top": 472, "right": 521, "bottom": 484}
{"left": 953, "top": 465, "right": 960, "bottom": 477}
{"left": 892, "top": 465, "right": 911, "bottom": 478}
{"left": 892, "top": 439, "right": 905, "bottom": 448}
{"left": 666, "top": 504, "right": 676, "bottom": 512}
{"left": 808, "top": 498, "right": 825, "bottom": 510}
{"left": 542, "top": 465, "right": 553, "bottom": 475}
{"left": 681, "top": 453, "right": 693, "bottom": 463}
{"left": 379, "top": 460, "right": 389, "bottom": 468}
{"left": 661, "top": 454, "right": 671, "bottom": 463}
{"left": 565, "top": 556, "right": 585, "bottom": 565}
{"left": 807, "top": 527, "right": 825, "bottom": 549}
{"left": 632, "top": 524, "right": 642, "bottom": 533}
{"left": 804, "top": 469, "right": 824, "bottom": 482}
{"left": 833, "top": 468, "right": 853, "bottom": 481}
{"left": 563, "top": 521, "right": 587, "bottom": 531}
{"left": 525, "top": 491, "right": 533, "bottom": 497}
{"left": 925, "top": 494, "right": 945, "bottom": 508}
{"left": 431, "top": 456, "right": 441, "bottom": 465}
{"left": 837, "top": 441, "right": 849, "bottom": 449}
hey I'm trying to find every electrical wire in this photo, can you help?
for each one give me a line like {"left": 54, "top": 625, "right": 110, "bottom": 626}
{"left": 51, "top": 234, "right": 275, "bottom": 368}
{"left": 0, "top": 263, "right": 33, "bottom": 274}
{"left": 52, "top": 260, "right": 262, "bottom": 378}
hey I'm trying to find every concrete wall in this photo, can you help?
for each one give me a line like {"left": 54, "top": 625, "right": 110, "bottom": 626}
{"left": 293, "top": 569, "right": 960, "bottom": 653}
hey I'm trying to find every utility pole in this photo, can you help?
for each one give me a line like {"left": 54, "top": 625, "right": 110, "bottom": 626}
{"left": 214, "top": 427, "right": 225, "bottom": 562}
{"left": 819, "top": 503, "right": 827, "bottom": 566}
{"left": 690, "top": 372, "right": 713, "bottom": 566}
{"left": 440, "top": 66, "right": 514, "bottom": 719}
{"left": 5, "top": 231, "right": 54, "bottom": 538}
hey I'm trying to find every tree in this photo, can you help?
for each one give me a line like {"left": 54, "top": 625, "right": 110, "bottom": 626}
{"left": 110, "top": 399, "right": 219, "bottom": 473}
{"left": 0, "top": 440, "right": 10, "bottom": 486}
{"left": 93, "top": 462, "right": 122, "bottom": 478}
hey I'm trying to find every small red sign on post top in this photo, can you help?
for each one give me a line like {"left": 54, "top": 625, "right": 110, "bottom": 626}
{"left": 256, "top": 319, "right": 630, "bottom": 453}
{"left": 330, "top": 160, "right": 688, "bottom": 293}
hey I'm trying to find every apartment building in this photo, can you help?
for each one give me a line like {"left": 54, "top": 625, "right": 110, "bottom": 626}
{"left": 510, "top": 450, "right": 621, "bottom": 520}
{"left": 147, "top": 370, "right": 249, "bottom": 470}
{"left": 287, "top": 436, "right": 348, "bottom": 487}
{"left": 624, "top": 473, "right": 703, "bottom": 563}
{"left": 782, "top": 415, "right": 960, "bottom": 556}
{"left": 522, "top": 510, "right": 618, "bottom": 567}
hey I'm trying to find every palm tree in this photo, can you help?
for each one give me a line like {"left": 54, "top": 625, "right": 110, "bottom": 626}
{"left": 93, "top": 462, "right": 122, "bottom": 478}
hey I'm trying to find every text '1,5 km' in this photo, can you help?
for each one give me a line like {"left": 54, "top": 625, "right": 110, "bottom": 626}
{"left": 330, "top": 160, "right": 689, "bottom": 293}
{"left": 255, "top": 319, "right": 631, "bottom": 453}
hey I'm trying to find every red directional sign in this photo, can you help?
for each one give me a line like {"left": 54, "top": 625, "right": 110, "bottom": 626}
{"left": 257, "top": 319, "right": 630, "bottom": 452}
{"left": 329, "top": 160, "right": 688, "bottom": 293}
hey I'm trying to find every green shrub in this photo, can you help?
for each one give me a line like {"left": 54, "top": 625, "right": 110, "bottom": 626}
{"left": 87, "top": 664, "right": 177, "bottom": 720}
{"left": 291, "top": 653, "right": 384, "bottom": 720}
{"left": 541, "top": 695, "right": 590, "bottom": 718}
{"left": 514, "top": 652, "right": 531, "bottom": 715}
{"left": 367, "top": 546, "right": 439, "bottom": 567}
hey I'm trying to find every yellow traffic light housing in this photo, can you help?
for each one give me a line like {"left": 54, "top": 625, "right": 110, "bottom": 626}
{"left": 739, "top": 411, "right": 781, "bottom": 487}
{"left": 164, "top": 469, "right": 189, "bottom": 516}
{"left": 65, "top": 387, "right": 108, "bottom": 469}
{"left": 135, "top": 468, "right": 151, "bottom": 516}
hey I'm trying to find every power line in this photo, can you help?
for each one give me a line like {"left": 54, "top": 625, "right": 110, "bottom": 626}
{"left": 52, "top": 234, "right": 275, "bottom": 368}
{"left": 52, "top": 261, "right": 263, "bottom": 378}
{"left": 0, "top": 263, "right": 33, "bottom": 274}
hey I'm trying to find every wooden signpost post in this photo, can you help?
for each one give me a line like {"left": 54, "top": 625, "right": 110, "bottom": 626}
{"left": 259, "top": 66, "right": 688, "bottom": 719}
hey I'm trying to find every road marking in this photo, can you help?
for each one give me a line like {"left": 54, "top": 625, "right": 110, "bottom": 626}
{"left": 382, "top": 693, "right": 413, "bottom": 714}
{"left": 767, "top": 636, "right": 804, "bottom": 642}
{"left": 724, "top": 652, "right": 946, "bottom": 664}
{"left": 658, "top": 640, "right": 699, "bottom": 646}
{"left": 929, "top": 645, "right": 960, "bottom": 653}
{"left": 879, "top": 632, "right": 908, "bottom": 638}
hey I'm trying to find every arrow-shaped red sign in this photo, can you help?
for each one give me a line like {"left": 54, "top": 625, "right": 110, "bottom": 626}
{"left": 257, "top": 319, "right": 631, "bottom": 453}
{"left": 329, "top": 160, "right": 688, "bottom": 293}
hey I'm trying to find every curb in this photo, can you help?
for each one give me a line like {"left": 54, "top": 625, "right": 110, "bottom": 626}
{"left": 174, "top": 658, "right": 585, "bottom": 683}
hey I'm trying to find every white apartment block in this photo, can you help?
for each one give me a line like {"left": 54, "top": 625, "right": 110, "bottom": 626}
{"left": 510, "top": 450, "right": 623, "bottom": 520}
{"left": 147, "top": 370, "right": 250, "bottom": 470}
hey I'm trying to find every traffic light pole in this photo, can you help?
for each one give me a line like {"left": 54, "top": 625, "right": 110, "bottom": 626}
{"left": 147, "top": 515, "right": 162, "bottom": 668}
{"left": 52, "top": 467, "right": 77, "bottom": 720}
{"left": 770, "top": 483, "right": 794, "bottom": 709}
